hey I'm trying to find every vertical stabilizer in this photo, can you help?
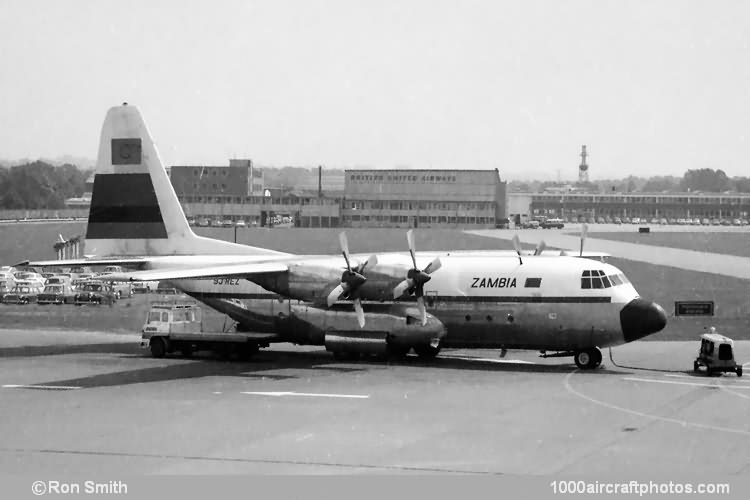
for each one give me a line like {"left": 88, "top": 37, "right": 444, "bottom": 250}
{"left": 86, "top": 104, "right": 281, "bottom": 257}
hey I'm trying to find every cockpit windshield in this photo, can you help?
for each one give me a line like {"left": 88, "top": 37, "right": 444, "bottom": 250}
{"left": 581, "top": 270, "right": 629, "bottom": 289}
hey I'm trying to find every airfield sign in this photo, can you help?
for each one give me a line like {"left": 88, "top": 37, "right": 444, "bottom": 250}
{"left": 674, "top": 301, "right": 714, "bottom": 316}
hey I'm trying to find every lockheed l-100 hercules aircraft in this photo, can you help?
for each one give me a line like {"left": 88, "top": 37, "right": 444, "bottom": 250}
{"left": 24, "top": 104, "right": 667, "bottom": 368}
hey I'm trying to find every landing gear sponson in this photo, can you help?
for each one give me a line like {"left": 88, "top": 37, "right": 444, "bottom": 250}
{"left": 540, "top": 347, "right": 603, "bottom": 369}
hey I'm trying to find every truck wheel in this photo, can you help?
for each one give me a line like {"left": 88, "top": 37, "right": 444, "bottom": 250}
{"left": 693, "top": 361, "right": 699, "bottom": 372}
{"left": 180, "top": 345, "right": 193, "bottom": 358}
{"left": 150, "top": 337, "right": 167, "bottom": 358}
{"left": 737, "top": 366, "right": 743, "bottom": 377}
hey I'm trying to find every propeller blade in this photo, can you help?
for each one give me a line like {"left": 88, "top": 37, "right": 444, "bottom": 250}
{"left": 534, "top": 240, "right": 546, "bottom": 256}
{"left": 580, "top": 223, "right": 588, "bottom": 257}
{"left": 417, "top": 296, "right": 427, "bottom": 326}
{"left": 393, "top": 279, "right": 411, "bottom": 299}
{"left": 326, "top": 283, "right": 345, "bottom": 307}
{"left": 354, "top": 298, "right": 365, "bottom": 328}
{"left": 512, "top": 234, "right": 523, "bottom": 264}
{"left": 424, "top": 257, "right": 442, "bottom": 274}
{"left": 359, "top": 254, "right": 378, "bottom": 273}
{"left": 406, "top": 229, "right": 417, "bottom": 268}
{"left": 339, "top": 232, "right": 351, "bottom": 271}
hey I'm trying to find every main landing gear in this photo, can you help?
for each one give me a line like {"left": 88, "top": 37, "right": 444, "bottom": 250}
{"left": 540, "top": 347, "right": 603, "bottom": 369}
{"left": 573, "top": 348, "right": 602, "bottom": 369}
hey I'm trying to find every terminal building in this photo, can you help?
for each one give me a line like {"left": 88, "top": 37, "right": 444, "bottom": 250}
{"left": 341, "top": 169, "right": 507, "bottom": 228}
{"left": 509, "top": 192, "right": 750, "bottom": 222}
{"left": 173, "top": 160, "right": 342, "bottom": 227}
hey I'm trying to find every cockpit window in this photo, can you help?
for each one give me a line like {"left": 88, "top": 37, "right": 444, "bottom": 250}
{"left": 582, "top": 270, "right": 617, "bottom": 289}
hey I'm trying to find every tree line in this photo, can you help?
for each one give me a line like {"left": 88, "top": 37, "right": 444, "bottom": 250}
{"left": 0, "top": 161, "right": 91, "bottom": 209}
{"left": 1, "top": 162, "right": 747, "bottom": 210}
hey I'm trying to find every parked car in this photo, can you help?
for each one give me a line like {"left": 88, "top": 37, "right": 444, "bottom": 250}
{"left": 2, "top": 282, "right": 43, "bottom": 304}
{"left": 12, "top": 271, "right": 45, "bottom": 287}
{"left": 44, "top": 276, "right": 72, "bottom": 287}
{"left": 196, "top": 218, "right": 210, "bottom": 227}
{"left": 109, "top": 281, "right": 133, "bottom": 299}
{"left": 221, "top": 219, "right": 234, "bottom": 227}
{"left": 541, "top": 218, "right": 565, "bottom": 229}
{"left": 186, "top": 217, "right": 196, "bottom": 226}
{"left": 101, "top": 265, "right": 124, "bottom": 274}
{"left": 133, "top": 281, "right": 158, "bottom": 293}
{"left": 631, "top": 217, "right": 641, "bottom": 224}
{"left": 701, "top": 218, "right": 710, "bottom": 225}
{"left": 613, "top": 217, "right": 622, "bottom": 224}
{"left": 74, "top": 281, "right": 116, "bottom": 306}
{"left": 710, "top": 219, "right": 721, "bottom": 225}
{"left": 234, "top": 220, "right": 246, "bottom": 228}
{"left": 38, "top": 284, "right": 76, "bottom": 305}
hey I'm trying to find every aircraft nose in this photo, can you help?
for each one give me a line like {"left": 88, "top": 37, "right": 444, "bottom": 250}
{"left": 620, "top": 298, "right": 667, "bottom": 342}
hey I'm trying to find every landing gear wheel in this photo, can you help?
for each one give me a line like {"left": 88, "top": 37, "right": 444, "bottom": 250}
{"left": 574, "top": 348, "right": 602, "bottom": 369}
{"left": 150, "top": 337, "right": 167, "bottom": 358}
{"left": 414, "top": 344, "right": 440, "bottom": 359}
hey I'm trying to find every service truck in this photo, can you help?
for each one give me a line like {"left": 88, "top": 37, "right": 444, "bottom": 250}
{"left": 141, "top": 302, "right": 275, "bottom": 359}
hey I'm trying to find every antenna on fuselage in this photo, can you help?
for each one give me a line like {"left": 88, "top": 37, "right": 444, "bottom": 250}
{"left": 512, "top": 234, "right": 523, "bottom": 265}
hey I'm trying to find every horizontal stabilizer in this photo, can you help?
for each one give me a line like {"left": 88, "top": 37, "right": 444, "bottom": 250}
{"left": 99, "top": 261, "right": 289, "bottom": 282}
{"left": 16, "top": 257, "right": 151, "bottom": 268}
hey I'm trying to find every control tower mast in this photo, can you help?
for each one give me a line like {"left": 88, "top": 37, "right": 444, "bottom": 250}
{"left": 578, "top": 145, "right": 589, "bottom": 183}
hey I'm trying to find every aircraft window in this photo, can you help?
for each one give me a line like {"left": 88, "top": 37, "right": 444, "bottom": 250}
{"left": 581, "top": 276, "right": 591, "bottom": 289}
{"left": 582, "top": 270, "right": 591, "bottom": 277}
{"left": 524, "top": 277, "right": 542, "bottom": 288}
{"left": 601, "top": 276, "right": 612, "bottom": 288}
{"left": 591, "top": 277, "right": 603, "bottom": 289}
{"left": 609, "top": 274, "right": 622, "bottom": 286}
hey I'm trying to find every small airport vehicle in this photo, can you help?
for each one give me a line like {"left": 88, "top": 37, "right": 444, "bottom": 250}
{"left": 2, "top": 282, "right": 43, "bottom": 304}
{"left": 541, "top": 218, "right": 565, "bottom": 229}
{"left": 142, "top": 302, "right": 269, "bottom": 359}
{"left": 74, "top": 281, "right": 116, "bottom": 305}
{"left": 38, "top": 284, "right": 76, "bottom": 305}
{"left": 694, "top": 332, "right": 742, "bottom": 377}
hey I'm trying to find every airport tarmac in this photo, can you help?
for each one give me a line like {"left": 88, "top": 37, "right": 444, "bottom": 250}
{"left": 1, "top": 328, "right": 748, "bottom": 476}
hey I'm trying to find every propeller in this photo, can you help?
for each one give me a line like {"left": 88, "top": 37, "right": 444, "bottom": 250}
{"left": 393, "top": 230, "right": 442, "bottom": 325}
{"left": 326, "top": 232, "right": 377, "bottom": 328}
{"left": 579, "top": 223, "right": 588, "bottom": 257}
{"left": 533, "top": 240, "right": 546, "bottom": 256}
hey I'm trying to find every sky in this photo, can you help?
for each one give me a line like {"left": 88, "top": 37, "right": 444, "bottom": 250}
{"left": 1, "top": 0, "right": 749, "bottom": 181}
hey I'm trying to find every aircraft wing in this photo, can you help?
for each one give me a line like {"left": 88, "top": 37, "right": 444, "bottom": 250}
{"left": 100, "top": 261, "right": 289, "bottom": 282}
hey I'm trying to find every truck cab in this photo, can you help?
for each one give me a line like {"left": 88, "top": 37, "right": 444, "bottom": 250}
{"left": 694, "top": 332, "right": 742, "bottom": 376}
